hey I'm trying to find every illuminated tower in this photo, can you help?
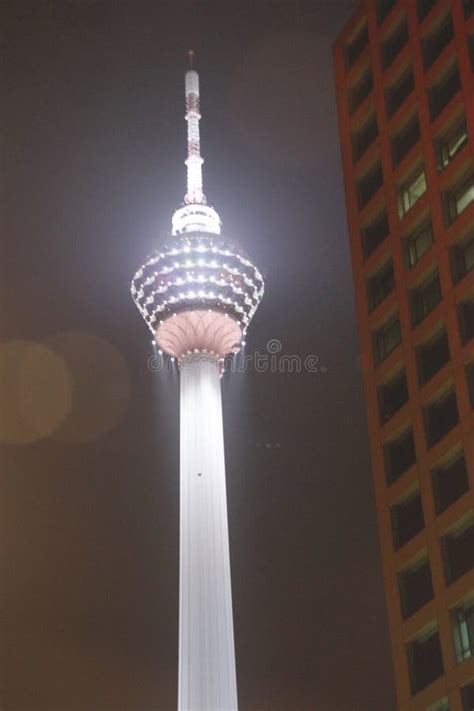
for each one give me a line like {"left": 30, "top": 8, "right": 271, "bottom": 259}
{"left": 131, "top": 53, "right": 264, "bottom": 711}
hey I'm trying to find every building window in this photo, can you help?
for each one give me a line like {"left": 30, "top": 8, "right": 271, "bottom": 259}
{"left": 452, "top": 598, "right": 474, "bottom": 663}
{"left": 442, "top": 516, "right": 474, "bottom": 585}
{"left": 428, "top": 63, "right": 461, "bottom": 121}
{"left": 399, "top": 554, "right": 433, "bottom": 619}
{"left": 357, "top": 161, "right": 383, "bottom": 210}
{"left": 378, "top": 370, "right": 408, "bottom": 424}
{"left": 432, "top": 450, "right": 469, "bottom": 514}
{"left": 428, "top": 699, "right": 449, "bottom": 711}
{"left": 405, "top": 218, "right": 434, "bottom": 268}
{"left": 346, "top": 23, "right": 369, "bottom": 69}
{"left": 381, "top": 19, "right": 408, "bottom": 70}
{"left": 349, "top": 68, "right": 373, "bottom": 114}
{"left": 377, "top": 0, "right": 396, "bottom": 25}
{"left": 461, "top": 683, "right": 474, "bottom": 711}
{"left": 353, "top": 113, "right": 378, "bottom": 162}
{"left": 411, "top": 271, "right": 441, "bottom": 326}
{"left": 407, "top": 625, "right": 444, "bottom": 695}
{"left": 391, "top": 488, "right": 424, "bottom": 550}
{"left": 464, "top": 0, "right": 474, "bottom": 18}
{"left": 362, "top": 209, "right": 389, "bottom": 259}
{"left": 367, "top": 260, "right": 395, "bottom": 311}
{"left": 444, "top": 173, "right": 474, "bottom": 225}
{"left": 384, "top": 427, "right": 416, "bottom": 485}
{"left": 398, "top": 167, "right": 427, "bottom": 218}
{"left": 466, "top": 363, "right": 474, "bottom": 410}
{"left": 435, "top": 117, "right": 467, "bottom": 171}
{"left": 469, "top": 34, "right": 474, "bottom": 70}
{"left": 417, "top": 328, "right": 449, "bottom": 386}
{"left": 422, "top": 13, "right": 454, "bottom": 70}
{"left": 392, "top": 115, "right": 420, "bottom": 166}
{"left": 458, "top": 299, "right": 474, "bottom": 344}
{"left": 424, "top": 387, "right": 459, "bottom": 448}
{"left": 451, "top": 232, "right": 474, "bottom": 284}
{"left": 418, "top": 0, "right": 437, "bottom": 21}
{"left": 386, "top": 67, "right": 415, "bottom": 117}
{"left": 374, "top": 315, "right": 401, "bottom": 366}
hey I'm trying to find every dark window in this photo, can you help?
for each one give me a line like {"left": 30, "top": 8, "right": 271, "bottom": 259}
{"left": 467, "top": 363, "right": 474, "bottom": 409}
{"left": 374, "top": 316, "right": 401, "bottom": 366}
{"left": 377, "top": 0, "right": 396, "bottom": 25}
{"left": 417, "top": 329, "right": 450, "bottom": 385}
{"left": 442, "top": 517, "right": 474, "bottom": 584}
{"left": 357, "top": 161, "right": 383, "bottom": 210}
{"left": 418, "top": 0, "right": 437, "bottom": 21}
{"left": 451, "top": 232, "right": 474, "bottom": 284}
{"left": 353, "top": 114, "right": 378, "bottom": 162}
{"left": 407, "top": 627, "right": 444, "bottom": 695}
{"left": 432, "top": 451, "right": 469, "bottom": 514}
{"left": 429, "top": 64, "right": 461, "bottom": 121}
{"left": 391, "top": 489, "right": 424, "bottom": 550}
{"left": 385, "top": 428, "right": 416, "bottom": 485}
{"left": 452, "top": 599, "right": 474, "bottom": 663}
{"left": 386, "top": 67, "right": 415, "bottom": 117}
{"left": 350, "top": 68, "right": 373, "bottom": 114}
{"left": 458, "top": 299, "right": 474, "bottom": 344}
{"left": 424, "top": 388, "right": 459, "bottom": 448}
{"left": 435, "top": 117, "right": 467, "bottom": 171}
{"left": 469, "top": 35, "right": 474, "bottom": 70}
{"left": 399, "top": 556, "right": 433, "bottom": 619}
{"left": 379, "top": 370, "right": 408, "bottom": 423}
{"left": 346, "top": 24, "right": 369, "bottom": 69}
{"left": 462, "top": 683, "right": 474, "bottom": 711}
{"left": 464, "top": 0, "right": 474, "bottom": 18}
{"left": 405, "top": 218, "right": 434, "bottom": 268}
{"left": 422, "top": 14, "right": 454, "bottom": 70}
{"left": 392, "top": 116, "right": 420, "bottom": 166}
{"left": 381, "top": 20, "right": 409, "bottom": 70}
{"left": 362, "top": 209, "right": 389, "bottom": 258}
{"left": 367, "top": 260, "right": 395, "bottom": 311}
{"left": 411, "top": 272, "right": 441, "bottom": 326}
{"left": 443, "top": 174, "right": 474, "bottom": 225}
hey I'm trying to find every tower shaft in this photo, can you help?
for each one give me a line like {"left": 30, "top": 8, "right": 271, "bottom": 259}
{"left": 178, "top": 355, "right": 238, "bottom": 711}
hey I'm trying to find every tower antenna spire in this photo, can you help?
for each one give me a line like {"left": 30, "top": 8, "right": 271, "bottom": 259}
{"left": 184, "top": 51, "right": 206, "bottom": 205}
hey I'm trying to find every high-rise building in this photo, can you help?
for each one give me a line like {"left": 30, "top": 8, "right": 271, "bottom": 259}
{"left": 334, "top": 1, "right": 474, "bottom": 709}
{"left": 131, "top": 56, "right": 264, "bottom": 710}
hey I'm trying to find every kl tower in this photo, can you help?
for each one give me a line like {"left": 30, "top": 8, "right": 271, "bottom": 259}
{"left": 131, "top": 53, "right": 264, "bottom": 710}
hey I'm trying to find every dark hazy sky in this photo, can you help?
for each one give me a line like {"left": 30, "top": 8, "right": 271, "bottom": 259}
{"left": 2, "top": 1, "right": 397, "bottom": 709}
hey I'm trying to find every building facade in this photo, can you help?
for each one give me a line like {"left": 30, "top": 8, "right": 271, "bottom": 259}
{"left": 334, "top": 1, "right": 474, "bottom": 709}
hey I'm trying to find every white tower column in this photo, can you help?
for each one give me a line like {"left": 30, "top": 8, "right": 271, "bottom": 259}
{"left": 178, "top": 355, "right": 238, "bottom": 711}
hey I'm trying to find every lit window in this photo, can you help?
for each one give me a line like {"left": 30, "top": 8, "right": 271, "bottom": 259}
{"left": 436, "top": 118, "right": 467, "bottom": 171}
{"left": 452, "top": 598, "right": 474, "bottom": 663}
{"left": 445, "top": 175, "right": 474, "bottom": 223}
{"left": 398, "top": 168, "right": 427, "bottom": 218}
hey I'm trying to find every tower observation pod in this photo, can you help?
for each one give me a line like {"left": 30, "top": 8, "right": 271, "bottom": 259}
{"left": 131, "top": 53, "right": 264, "bottom": 711}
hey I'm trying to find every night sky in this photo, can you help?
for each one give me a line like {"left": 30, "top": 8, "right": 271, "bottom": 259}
{"left": 2, "top": 1, "right": 398, "bottom": 709}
